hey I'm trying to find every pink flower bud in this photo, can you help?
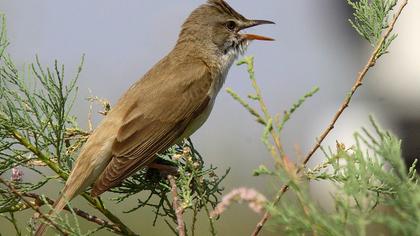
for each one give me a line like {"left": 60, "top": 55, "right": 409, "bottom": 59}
{"left": 11, "top": 167, "right": 23, "bottom": 182}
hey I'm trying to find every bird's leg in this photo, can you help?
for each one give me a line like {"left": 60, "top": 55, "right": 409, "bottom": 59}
{"left": 147, "top": 162, "right": 179, "bottom": 177}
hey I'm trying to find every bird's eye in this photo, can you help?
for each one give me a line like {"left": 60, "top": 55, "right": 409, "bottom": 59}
{"left": 225, "top": 21, "right": 237, "bottom": 31}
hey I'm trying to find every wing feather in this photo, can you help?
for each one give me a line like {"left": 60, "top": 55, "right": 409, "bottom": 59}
{"left": 91, "top": 60, "right": 213, "bottom": 196}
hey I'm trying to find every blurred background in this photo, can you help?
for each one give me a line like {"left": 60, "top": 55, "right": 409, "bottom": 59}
{"left": 0, "top": 0, "right": 419, "bottom": 235}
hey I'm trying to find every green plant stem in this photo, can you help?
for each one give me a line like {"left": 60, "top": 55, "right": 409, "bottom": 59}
{"left": 8, "top": 128, "right": 137, "bottom": 235}
{"left": 194, "top": 176, "right": 216, "bottom": 236}
{"left": 10, "top": 130, "right": 69, "bottom": 179}
{"left": 0, "top": 177, "right": 69, "bottom": 235}
{"left": 80, "top": 193, "right": 137, "bottom": 235}
{"left": 240, "top": 57, "right": 285, "bottom": 160}
{"left": 191, "top": 204, "right": 198, "bottom": 236}
{"left": 2, "top": 192, "right": 121, "bottom": 233}
{"left": 204, "top": 204, "right": 216, "bottom": 236}
{"left": 7, "top": 212, "right": 22, "bottom": 236}
{"left": 251, "top": 1, "right": 409, "bottom": 235}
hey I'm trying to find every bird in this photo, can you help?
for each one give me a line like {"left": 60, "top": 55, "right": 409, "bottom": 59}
{"left": 35, "top": 0, "right": 274, "bottom": 234}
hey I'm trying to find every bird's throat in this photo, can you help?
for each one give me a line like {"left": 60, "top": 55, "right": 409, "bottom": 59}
{"left": 218, "top": 39, "right": 249, "bottom": 86}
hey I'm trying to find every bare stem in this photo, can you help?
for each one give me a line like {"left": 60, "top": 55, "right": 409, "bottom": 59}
{"left": 168, "top": 175, "right": 185, "bottom": 236}
{"left": 191, "top": 204, "right": 198, "bottom": 236}
{"left": 6, "top": 212, "right": 22, "bottom": 236}
{"left": 9, "top": 128, "right": 137, "bottom": 235}
{"left": 18, "top": 193, "right": 122, "bottom": 233}
{"left": 80, "top": 193, "right": 137, "bottom": 235}
{"left": 251, "top": 1, "right": 409, "bottom": 235}
{"left": 0, "top": 177, "right": 69, "bottom": 235}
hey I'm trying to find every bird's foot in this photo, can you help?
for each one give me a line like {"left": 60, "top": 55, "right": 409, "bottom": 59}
{"left": 147, "top": 162, "right": 179, "bottom": 178}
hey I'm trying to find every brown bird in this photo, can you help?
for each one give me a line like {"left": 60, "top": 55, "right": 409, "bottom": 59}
{"left": 35, "top": 0, "right": 274, "bottom": 234}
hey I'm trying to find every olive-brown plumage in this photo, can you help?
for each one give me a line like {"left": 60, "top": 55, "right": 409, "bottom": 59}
{"left": 35, "top": 0, "right": 274, "bottom": 235}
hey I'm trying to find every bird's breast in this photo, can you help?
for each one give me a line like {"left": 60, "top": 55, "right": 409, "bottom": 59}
{"left": 178, "top": 97, "right": 215, "bottom": 142}
{"left": 177, "top": 52, "right": 236, "bottom": 141}
{"left": 210, "top": 54, "right": 235, "bottom": 97}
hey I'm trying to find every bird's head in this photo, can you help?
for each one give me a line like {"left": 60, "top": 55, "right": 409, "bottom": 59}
{"left": 177, "top": 0, "right": 274, "bottom": 59}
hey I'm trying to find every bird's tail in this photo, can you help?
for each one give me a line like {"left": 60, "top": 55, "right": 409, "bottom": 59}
{"left": 34, "top": 188, "right": 74, "bottom": 236}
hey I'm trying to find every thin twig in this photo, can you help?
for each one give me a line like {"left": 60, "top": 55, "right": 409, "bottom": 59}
{"left": 80, "top": 192, "right": 138, "bottom": 235}
{"left": 204, "top": 204, "right": 217, "bottom": 236}
{"left": 246, "top": 59, "right": 285, "bottom": 158}
{"left": 168, "top": 175, "right": 185, "bottom": 236}
{"left": 193, "top": 176, "right": 217, "bottom": 236}
{"left": 9, "top": 128, "right": 137, "bottom": 235}
{"left": 251, "top": 1, "right": 409, "bottom": 235}
{"left": 87, "top": 90, "right": 95, "bottom": 132}
{"left": 21, "top": 193, "right": 122, "bottom": 233}
{"left": 6, "top": 212, "right": 22, "bottom": 236}
{"left": 191, "top": 204, "right": 198, "bottom": 236}
{"left": 0, "top": 177, "right": 69, "bottom": 235}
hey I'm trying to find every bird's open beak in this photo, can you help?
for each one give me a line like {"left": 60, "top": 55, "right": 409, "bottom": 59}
{"left": 240, "top": 20, "right": 275, "bottom": 41}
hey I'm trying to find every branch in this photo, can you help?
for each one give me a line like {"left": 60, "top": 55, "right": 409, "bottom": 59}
{"left": 251, "top": 1, "right": 409, "bottom": 235}
{"left": 0, "top": 177, "right": 69, "bottom": 235}
{"left": 9, "top": 128, "right": 137, "bottom": 235}
{"left": 80, "top": 193, "right": 137, "bottom": 235}
{"left": 301, "top": 0, "right": 408, "bottom": 169}
{"left": 17, "top": 193, "right": 122, "bottom": 233}
{"left": 168, "top": 175, "right": 185, "bottom": 236}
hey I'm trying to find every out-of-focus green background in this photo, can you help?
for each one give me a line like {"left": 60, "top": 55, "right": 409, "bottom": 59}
{"left": 0, "top": 1, "right": 419, "bottom": 235}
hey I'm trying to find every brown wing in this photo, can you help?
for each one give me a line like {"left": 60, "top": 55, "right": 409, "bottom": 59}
{"left": 91, "top": 60, "right": 213, "bottom": 196}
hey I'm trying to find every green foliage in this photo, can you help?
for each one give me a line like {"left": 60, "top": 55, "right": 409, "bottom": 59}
{"left": 0, "top": 14, "right": 80, "bottom": 179}
{"left": 253, "top": 165, "right": 274, "bottom": 177}
{"left": 268, "top": 119, "right": 419, "bottom": 236}
{"left": 231, "top": 52, "right": 419, "bottom": 236}
{"left": 348, "top": 0, "right": 398, "bottom": 57}
{"left": 0, "top": 14, "right": 228, "bottom": 235}
{"left": 278, "top": 87, "right": 319, "bottom": 132}
{"left": 228, "top": 56, "right": 318, "bottom": 167}
{"left": 225, "top": 1, "right": 415, "bottom": 235}
{"left": 0, "top": 0, "right": 414, "bottom": 235}
{"left": 112, "top": 139, "right": 229, "bottom": 234}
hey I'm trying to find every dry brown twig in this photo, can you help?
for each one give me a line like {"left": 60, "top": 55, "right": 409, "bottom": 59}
{"left": 87, "top": 93, "right": 111, "bottom": 131}
{"left": 21, "top": 193, "right": 122, "bottom": 233}
{"left": 1, "top": 183, "right": 124, "bottom": 234}
{"left": 168, "top": 175, "right": 185, "bottom": 236}
{"left": 0, "top": 177, "right": 69, "bottom": 235}
{"left": 251, "top": 1, "right": 410, "bottom": 235}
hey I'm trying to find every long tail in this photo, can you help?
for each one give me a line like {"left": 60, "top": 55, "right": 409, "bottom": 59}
{"left": 34, "top": 188, "right": 75, "bottom": 236}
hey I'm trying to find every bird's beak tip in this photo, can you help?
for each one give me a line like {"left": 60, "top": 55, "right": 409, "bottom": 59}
{"left": 241, "top": 20, "right": 276, "bottom": 42}
{"left": 242, "top": 20, "right": 276, "bottom": 41}
{"left": 256, "top": 20, "right": 276, "bottom": 25}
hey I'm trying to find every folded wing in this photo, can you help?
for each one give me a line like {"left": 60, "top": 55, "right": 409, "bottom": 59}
{"left": 91, "top": 60, "right": 212, "bottom": 196}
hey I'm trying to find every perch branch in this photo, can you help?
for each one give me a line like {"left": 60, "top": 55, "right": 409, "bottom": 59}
{"left": 168, "top": 175, "right": 185, "bottom": 236}
{"left": 0, "top": 177, "right": 68, "bottom": 235}
{"left": 251, "top": 1, "right": 409, "bottom": 235}
{"left": 19, "top": 193, "right": 122, "bottom": 233}
{"left": 8, "top": 128, "right": 137, "bottom": 235}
